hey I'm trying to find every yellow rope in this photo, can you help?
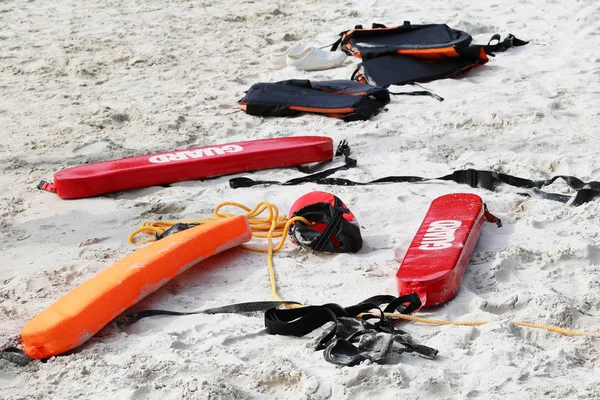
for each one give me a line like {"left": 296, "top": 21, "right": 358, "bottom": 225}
{"left": 361, "top": 312, "right": 600, "bottom": 338}
{"left": 380, "top": 312, "right": 488, "bottom": 326}
{"left": 512, "top": 321, "right": 600, "bottom": 338}
{"left": 129, "top": 201, "right": 600, "bottom": 339}
{"left": 128, "top": 201, "right": 309, "bottom": 307}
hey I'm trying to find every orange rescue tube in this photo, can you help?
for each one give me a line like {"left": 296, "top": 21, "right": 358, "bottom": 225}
{"left": 21, "top": 215, "right": 252, "bottom": 359}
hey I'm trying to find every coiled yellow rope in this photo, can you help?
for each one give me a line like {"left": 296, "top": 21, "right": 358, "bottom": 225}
{"left": 129, "top": 201, "right": 600, "bottom": 339}
{"left": 129, "top": 201, "right": 309, "bottom": 306}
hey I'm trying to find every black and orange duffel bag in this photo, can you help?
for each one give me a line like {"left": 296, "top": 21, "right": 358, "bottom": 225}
{"left": 239, "top": 79, "right": 390, "bottom": 121}
{"left": 332, "top": 22, "right": 528, "bottom": 86}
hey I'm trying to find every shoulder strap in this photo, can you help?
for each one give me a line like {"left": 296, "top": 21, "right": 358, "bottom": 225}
{"left": 330, "top": 23, "right": 389, "bottom": 52}
{"left": 388, "top": 89, "right": 444, "bottom": 102}
{"left": 482, "top": 33, "right": 529, "bottom": 54}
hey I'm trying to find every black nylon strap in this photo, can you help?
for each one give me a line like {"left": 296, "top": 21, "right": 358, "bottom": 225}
{"left": 230, "top": 161, "right": 600, "bottom": 206}
{"left": 330, "top": 37, "right": 343, "bottom": 51}
{"left": 383, "top": 293, "right": 422, "bottom": 315}
{"left": 230, "top": 160, "right": 357, "bottom": 189}
{"left": 265, "top": 304, "right": 347, "bottom": 340}
{"left": 482, "top": 33, "right": 529, "bottom": 54}
{"left": 5, "top": 295, "right": 429, "bottom": 367}
{"left": 0, "top": 347, "right": 31, "bottom": 366}
{"left": 389, "top": 90, "right": 444, "bottom": 102}
{"left": 115, "top": 301, "right": 300, "bottom": 326}
{"left": 323, "top": 339, "right": 372, "bottom": 366}
{"left": 289, "top": 193, "right": 362, "bottom": 253}
{"left": 155, "top": 223, "right": 199, "bottom": 240}
{"left": 312, "top": 196, "right": 344, "bottom": 252}
{"left": 345, "top": 294, "right": 420, "bottom": 316}
{"left": 264, "top": 294, "right": 421, "bottom": 338}
{"left": 263, "top": 294, "right": 438, "bottom": 365}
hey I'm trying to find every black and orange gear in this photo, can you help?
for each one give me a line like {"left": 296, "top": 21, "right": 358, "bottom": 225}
{"left": 332, "top": 22, "right": 528, "bottom": 87}
{"left": 239, "top": 79, "right": 390, "bottom": 121}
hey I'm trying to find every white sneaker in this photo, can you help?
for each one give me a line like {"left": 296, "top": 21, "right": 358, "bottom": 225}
{"left": 286, "top": 47, "right": 347, "bottom": 71}
{"left": 269, "top": 45, "right": 304, "bottom": 70}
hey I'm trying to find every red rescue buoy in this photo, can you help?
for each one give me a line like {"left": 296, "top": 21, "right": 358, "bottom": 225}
{"left": 396, "top": 193, "right": 500, "bottom": 307}
{"left": 38, "top": 136, "right": 334, "bottom": 199}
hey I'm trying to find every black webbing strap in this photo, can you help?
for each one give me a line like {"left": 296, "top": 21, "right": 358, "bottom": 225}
{"left": 116, "top": 293, "right": 436, "bottom": 366}
{"left": 330, "top": 36, "right": 343, "bottom": 52}
{"left": 264, "top": 294, "right": 421, "bottom": 339}
{"left": 330, "top": 24, "right": 368, "bottom": 52}
{"left": 349, "top": 66, "right": 444, "bottom": 102}
{"left": 0, "top": 302, "right": 299, "bottom": 366}
{"left": 231, "top": 140, "right": 355, "bottom": 189}
{"left": 388, "top": 90, "right": 444, "bottom": 102}
{"left": 0, "top": 346, "right": 31, "bottom": 366}
{"left": 482, "top": 33, "right": 529, "bottom": 55}
{"left": 115, "top": 301, "right": 300, "bottom": 326}
{"left": 264, "top": 293, "right": 438, "bottom": 365}
{"left": 230, "top": 154, "right": 600, "bottom": 206}
{"left": 2, "top": 295, "right": 434, "bottom": 367}
{"left": 312, "top": 196, "right": 344, "bottom": 252}
{"left": 265, "top": 304, "right": 345, "bottom": 339}
{"left": 155, "top": 223, "right": 199, "bottom": 241}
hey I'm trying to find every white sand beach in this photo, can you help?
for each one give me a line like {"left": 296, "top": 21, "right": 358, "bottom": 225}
{"left": 1, "top": 0, "right": 600, "bottom": 398}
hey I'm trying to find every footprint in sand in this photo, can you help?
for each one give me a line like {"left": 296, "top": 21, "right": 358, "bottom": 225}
{"left": 79, "top": 108, "right": 130, "bottom": 130}
{"left": 572, "top": 2, "right": 600, "bottom": 40}
{"left": 360, "top": 234, "right": 392, "bottom": 252}
{"left": 72, "top": 138, "right": 115, "bottom": 155}
{"left": 479, "top": 294, "right": 519, "bottom": 314}
{"left": 170, "top": 340, "right": 195, "bottom": 351}
{"left": 586, "top": 244, "right": 600, "bottom": 265}
{"left": 128, "top": 386, "right": 151, "bottom": 400}
{"left": 140, "top": 202, "right": 186, "bottom": 217}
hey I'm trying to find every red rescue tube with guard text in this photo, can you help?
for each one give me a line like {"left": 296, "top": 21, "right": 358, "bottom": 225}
{"left": 396, "top": 193, "right": 499, "bottom": 307}
{"left": 39, "top": 136, "right": 333, "bottom": 199}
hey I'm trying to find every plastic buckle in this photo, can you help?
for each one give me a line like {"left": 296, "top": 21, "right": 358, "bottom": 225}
{"left": 466, "top": 169, "right": 478, "bottom": 188}
{"left": 37, "top": 180, "right": 57, "bottom": 193}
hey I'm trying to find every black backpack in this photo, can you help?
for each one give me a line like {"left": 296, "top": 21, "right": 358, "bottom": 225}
{"left": 239, "top": 79, "right": 390, "bottom": 121}
{"left": 332, "top": 22, "right": 528, "bottom": 86}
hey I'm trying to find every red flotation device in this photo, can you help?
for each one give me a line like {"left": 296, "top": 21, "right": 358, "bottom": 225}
{"left": 288, "top": 191, "right": 362, "bottom": 253}
{"left": 396, "top": 193, "right": 501, "bottom": 307}
{"left": 38, "top": 136, "right": 333, "bottom": 199}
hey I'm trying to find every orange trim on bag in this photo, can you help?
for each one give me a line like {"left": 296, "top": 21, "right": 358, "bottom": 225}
{"left": 322, "top": 113, "right": 349, "bottom": 119}
{"left": 341, "top": 42, "right": 362, "bottom": 59}
{"left": 453, "top": 49, "right": 489, "bottom": 74}
{"left": 478, "top": 47, "right": 489, "bottom": 63}
{"left": 289, "top": 106, "right": 356, "bottom": 117}
{"left": 459, "top": 63, "right": 484, "bottom": 72}
{"left": 240, "top": 103, "right": 354, "bottom": 118}
{"left": 396, "top": 46, "right": 461, "bottom": 60}
{"left": 349, "top": 45, "right": 464, "bottom": 61}
{"left": 241, "top": 103, "right": 356, "bottom": 117}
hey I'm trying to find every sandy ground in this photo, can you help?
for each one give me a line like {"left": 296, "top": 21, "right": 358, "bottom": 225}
{"left": 1, "top": 0, "right": 600, "bottom": 399}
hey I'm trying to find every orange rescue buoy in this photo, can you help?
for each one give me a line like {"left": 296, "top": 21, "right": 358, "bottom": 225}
{"left": 21, "top": 215, "right": 252, "bottom": 359}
